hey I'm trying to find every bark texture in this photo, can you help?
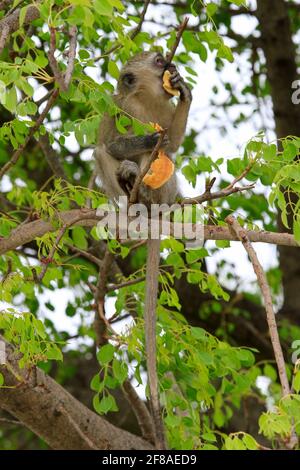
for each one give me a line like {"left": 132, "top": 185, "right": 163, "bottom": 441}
{"left": 0, "top": 337, "right": 153, "bottom": 450}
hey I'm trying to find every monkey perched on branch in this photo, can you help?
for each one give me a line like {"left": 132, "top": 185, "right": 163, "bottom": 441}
{"left": 95, "top": 51, "right": 192, "bottom": 205}
{"left": 94, "top": 51, "right": 192, "bottom": 449}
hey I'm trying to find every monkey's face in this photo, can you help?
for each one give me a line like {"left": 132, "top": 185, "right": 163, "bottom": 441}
{"left": 118, "top": 52, "right": 172, "bottom": 100}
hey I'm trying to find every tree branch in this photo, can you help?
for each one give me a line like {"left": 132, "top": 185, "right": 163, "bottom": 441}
{"left": 122, "top": 379, "right": 155, "bottom": 445}
{"left": 38, "top": 134, "right": 67, "bottom": 181}
{"left": 181, "top": 178, "right": 255, "bottom": 205}
{"left": 131, "top": 0, "right": 151, "bottom": 40}
{"left": 37, "top": 224, "right": 67, "bottom": 282}
{"left": 48, "top": 25, "right": 77, "bottom": 92}
{"left": 129, "top": 129, "right": 166, "bottom": 204}
{"left": 91, "top": 257, "right": 156, "bottom": 444}
{"left": 0, "top": 89, "right": 59, "bottom": 179}
{"left": 166, "top": 17, "right": 189, "bottom": 63}
{"left": 0, "top": 336, "right": 153, "bottom": 450}
{"left": 107, "top": 276, "right": 145, "bottom": 293}
{"left": 0, "top": 5, "right": 40, "bottom": 54}
{"left": 0, "top": 208, "right": 299, "bottom": 256}
{"left": 95, "top": 0, "right": 151, "bottom": 61}
{"left": 226, "top": 215, "right": 299, "bottom": 449}
{"left": 226, "top": 216, "right": 291, "bottom": 397}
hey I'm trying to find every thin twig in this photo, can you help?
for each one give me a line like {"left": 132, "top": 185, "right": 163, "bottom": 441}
{"left": 122, "top": 379, "right": 155, "bottom": 444}
{"left": 129, "top": 129, "right": 166, "bottom": 204}
{"left": 38, "top": 225, "right": 67, "bottom": 282}
{"left": 95, "top": 247, "right": 114, "bottom": 301}
{"left": 0, "top": 89, "right": 59, "bottom": 179}
{"left": 48, "top": 25, "right": 77, "bottom": 92}
{"left": 226, "top": 215, "right": 299, "bottom": 450}
{"left": 226, "top": 216, "right": 290, "bottom": 395}
{"left": 35, "top": 89, "right": 54, "bottom": 107}
{"left": 94, "top": 0, "right": 151, "bottom": 61}
{"left": 181, "top": 180, "right": 255, "bottom": 205}
{"left": 87, "top": 168, "right": 98, "bottom": 209}
{"left": 48, "top": 26, "right": 63, "bottom": 84}
{"left": 67, "top": 244, "right": 102, "bottom": 267}
{"left": 107, "top": 276, "right": 145, "bottom": 293}
{"left": 181, "top": 159, "right": 256, "bottom": 205}
{"left": 0, "top": 417, "right": 22, "bottom": 426}
{"left": 225, "top": 159, "right": 256, "bottom": 189}
{"left": 166, "top": 17, "right": 189, "bottom": 63}
{"left": 64, "top": 25, "right": 77, "bottom": 89}
{"left": 38, "top": 134, "right": 67, "bottom": 181}
{"left": 93, "top": 247, "right": 115, "bottom": 345}
{"left": 131, "top": 0, "right": 151, "bottom": 40}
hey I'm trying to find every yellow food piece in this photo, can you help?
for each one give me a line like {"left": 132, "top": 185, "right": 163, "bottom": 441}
{"left": 143, "top": 150, "right": 174, "bottom": 190}
{"left": 150, "top": 122, "right": 163, "bottom": 132}
{"left": 143, "top": 122, "right": 174, "bottom": 189}
{"left": 162, "top": 70, "right": 180, "bottom": 97}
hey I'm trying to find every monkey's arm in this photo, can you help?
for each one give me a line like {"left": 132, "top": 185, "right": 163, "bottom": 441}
{"left": 107, "top": 132, "right": 167, "bottom": 161}
{"left": 166, "top": 69, "right": 192, "bottom": 153}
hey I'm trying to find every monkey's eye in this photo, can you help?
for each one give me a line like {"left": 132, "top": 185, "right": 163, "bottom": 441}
{"left": 155, "top": 55, "right": 165, "bottom": 67}
{"left": 122, "top": 73, "right": 136, "bottom": 88}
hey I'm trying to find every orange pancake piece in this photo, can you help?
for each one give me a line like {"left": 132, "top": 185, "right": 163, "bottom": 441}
{"left": 162, "top": 70, "right": 180, "bottom": 97}
{"left": 143, "top": 150, "right": 174, "bottom": 189}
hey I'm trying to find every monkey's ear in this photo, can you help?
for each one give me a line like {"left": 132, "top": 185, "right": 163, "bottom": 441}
{"left": 121, "top": 73, "right": 136, "bottom": 89}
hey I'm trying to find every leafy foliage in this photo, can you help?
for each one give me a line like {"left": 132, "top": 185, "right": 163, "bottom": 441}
{"left": 0, "top": 0, "right": 300, "bottom": 451}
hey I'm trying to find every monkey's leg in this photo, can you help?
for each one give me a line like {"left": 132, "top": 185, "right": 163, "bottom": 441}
{"left": 116, "top": 160, "right": 139, "bottom": 196}
{"left": 116, "top": 160, "right": 160, "bottom": 205}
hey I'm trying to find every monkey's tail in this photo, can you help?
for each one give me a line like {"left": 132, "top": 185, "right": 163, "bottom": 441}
{"left": 145, "top": 237, "right": 167, "bottom": 450}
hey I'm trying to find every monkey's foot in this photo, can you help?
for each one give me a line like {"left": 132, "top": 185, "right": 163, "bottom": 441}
{"left": 116, "top": 160, "right": 139, "bottom": 196}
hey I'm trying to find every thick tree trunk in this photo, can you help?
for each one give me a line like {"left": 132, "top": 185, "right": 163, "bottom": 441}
{"left": 256, "top": 0, "right": 300, "bottom": 319}
{"left": 0, "top": 337, "right": 152, "bottom": 450}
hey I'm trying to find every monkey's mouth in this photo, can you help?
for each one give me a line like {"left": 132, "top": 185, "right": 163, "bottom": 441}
{"left": 163, "top": 88, "right": 172, "bottom": 98}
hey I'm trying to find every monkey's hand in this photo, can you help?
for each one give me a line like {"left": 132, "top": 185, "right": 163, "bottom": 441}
{"left": 166, "top": 65, "right": 192, "bottom": 103}
{"left": 148, "top": 132, "right": 170, "bottom": 149}
{"left": 116, "top": 160, "right": 139, "bottom": 196}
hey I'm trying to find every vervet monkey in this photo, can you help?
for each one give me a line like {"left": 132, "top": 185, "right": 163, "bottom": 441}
{"left": 95, "top": 51, "right": 192, "bottom": 448}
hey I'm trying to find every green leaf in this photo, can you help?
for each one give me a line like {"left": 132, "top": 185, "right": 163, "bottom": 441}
{"left": 19, "top": 6, "right": 28, "bottom": 28}
{"left": 108, "top": 61, "right": 119, "bottom": 79}
{"left": 93, "top": 394, "right": 118, "bottom": 414}
{"left": 97, "top": 343, "right": 115, "bottom": 365}
{"left": 4, "top": 87, "right": 17, "bottom": 113}
{"left": 206, "top": 3, "right": 218, "bottom": 17}
{"left": 0, "top": 372, "right": 4, "bottom": 386}
{"left": 72, "top": 226, "right": 88, "bottom": 250}
{"left": 90, "top": 373, "right": 104, "bottom": 392}
{"left": 182, "top": 165, "right": 196, "bottom": 187}
{"left": 46, "top": 344, "right": 63, "bottom": 361}
{"left": 94, "top": 0, "right": 113, "bottom": 17}
{"left": 112, "top": 359, "right": 128, "bottom": 384}
{"left": 69, "top": 0, "right": 91, "bottom": 5}
{"left": 293, "top": 216, "right": 300, "bottom": 245}
{"left": 263, "top": 144, "right": 277, "bottom": 162}
{"left": 263, "top": 364, "right": 277, "bottom": 381}
{"left": 216, "top": 240, "right": 230, "bottom": 248}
